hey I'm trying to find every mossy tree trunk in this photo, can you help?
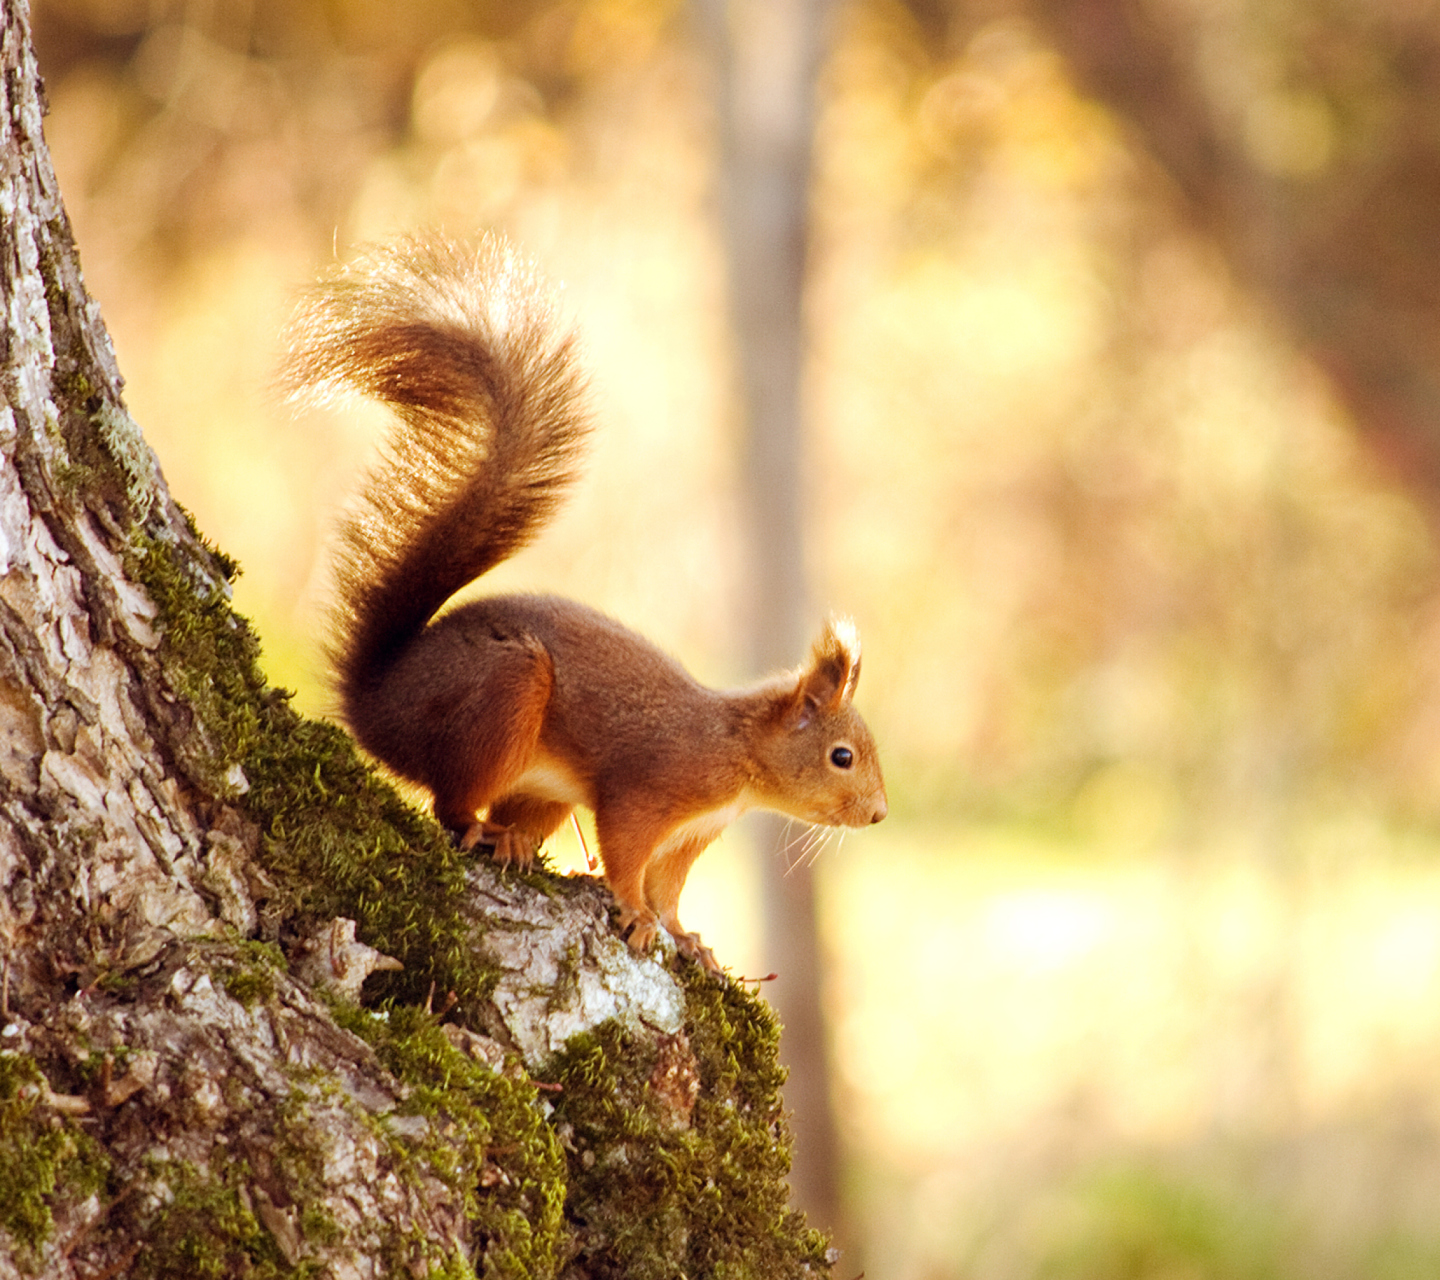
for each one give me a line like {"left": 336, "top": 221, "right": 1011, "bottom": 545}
{"left": 0, "top": 3, "right": 831, "bottom": 1277}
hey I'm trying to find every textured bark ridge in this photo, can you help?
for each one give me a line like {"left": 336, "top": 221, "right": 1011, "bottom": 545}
{"left": 0, "top": 2, "right": 832, "bottom": 1277}
{"left": 0, "top": 0, "right": 223, "bottom": 1001}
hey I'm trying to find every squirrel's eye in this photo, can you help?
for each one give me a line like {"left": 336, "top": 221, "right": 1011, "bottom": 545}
{"left": 830, "top": 746, "right": 854, "bottom": 769}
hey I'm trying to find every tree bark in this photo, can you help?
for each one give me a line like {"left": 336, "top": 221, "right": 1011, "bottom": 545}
{"left": 0, "top": 2, "right": 832, "bottom": 1276}
{"left": 1, "top": 0, "right": 235, "bottom": 1024}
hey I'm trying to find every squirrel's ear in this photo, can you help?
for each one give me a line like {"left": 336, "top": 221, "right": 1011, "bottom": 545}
{"left": 788, "top": 616, "right": 862, "bottom": 728}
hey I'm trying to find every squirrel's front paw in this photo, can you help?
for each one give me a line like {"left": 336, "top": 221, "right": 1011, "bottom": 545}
{"left": 672, "top": 929, "right": 722, "bottom": 974}
{"left": 461, "top": 820, "right": 539, "bottom": 869}
{"left": 615, "top": 903, "right": 660, "bottom": 955}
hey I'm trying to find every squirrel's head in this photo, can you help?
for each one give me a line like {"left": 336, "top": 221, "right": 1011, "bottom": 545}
{"left": 752, "top": 616, "right": 888, "bottom": 829}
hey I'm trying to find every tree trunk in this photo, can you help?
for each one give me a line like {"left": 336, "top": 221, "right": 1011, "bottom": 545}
{"left": 693, "top": 0, "right": 847, "bottom": 1251}
{"left": 1025, "top": 0, "right": 1440, "bottom": 506}
{"left": 0, "top": 2, "right": 832, "bottom": 1276}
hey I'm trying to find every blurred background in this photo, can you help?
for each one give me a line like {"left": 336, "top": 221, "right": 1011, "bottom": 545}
{"left": 30, "top": 0, "right": 1440, "bottom": 1275}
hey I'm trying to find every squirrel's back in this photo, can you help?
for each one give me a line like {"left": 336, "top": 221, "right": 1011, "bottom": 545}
{"left": 279, "top": 235, "right": 589, "bottom": 714}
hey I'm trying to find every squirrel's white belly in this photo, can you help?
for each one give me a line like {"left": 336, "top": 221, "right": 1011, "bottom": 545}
{"left": 655, "top": 796, "right": 752, "bottom": 857}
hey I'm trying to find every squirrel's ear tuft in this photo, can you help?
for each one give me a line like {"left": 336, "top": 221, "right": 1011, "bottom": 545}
{"left": 789, "top": 616, "right": 862, "bottom": 727}
{"left": 817, "top": 615, "right": 862, "bottom": 702}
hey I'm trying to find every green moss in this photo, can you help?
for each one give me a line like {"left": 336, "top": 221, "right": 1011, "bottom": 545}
{"left": 119, "top": 497, "right": 573, "bottom": 1273}
{"left": 545, "top": 942, "right": 583, "bottom": 1016}
{"left": 126, "top": 1068, "right": 472, "bottom": 1279}
{"left": 266, "top": 1084, "right": 347, "bottom": 1254}
{"left": 298, "top": 1204, "right": 345, "bottom": 1250}
{"left": 547, "top": 973, "right": 832, "bottom": 1280}
{"left": 332, "top": 1002, "right": 568, "bottom": 1280}
{"left": 0, "top": 1053, "right": 110, "bottom": 1266}
{"left": 218, "top": 967, "right": 272, "bottom": 1007}
{"left": 244, "top": 712, "right": 513, "bottom": 1015}
{"left": 127, "top": 530, "right": 266, "bottom": 798}
{"left": 128, "top": 527, "right": 511, "bottom": 1017}
{"left": 134, "top": 1154, "right": 303, "bottom": 1280}
{"left": 215, "top": 940, "right": 286, "bottom": 1008}
{"left": 42, "top": 273, "right": 150, "bottom": 515}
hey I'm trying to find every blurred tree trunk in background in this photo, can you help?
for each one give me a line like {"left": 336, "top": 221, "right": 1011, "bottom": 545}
{"left": 1008, "top": 0, "right": 1440, "bottom": 506}
{"left": 694, "top": 0, "right": 848, "bottom": 1250}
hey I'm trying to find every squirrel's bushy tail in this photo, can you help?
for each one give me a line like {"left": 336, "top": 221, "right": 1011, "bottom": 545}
{"left": 280, "top": 234, "right": 589, "bottom": 701}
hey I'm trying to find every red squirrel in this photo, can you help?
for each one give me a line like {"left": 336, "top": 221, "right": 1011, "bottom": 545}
{"left": 281, "top": 234, "right": 887, "bottom": 972}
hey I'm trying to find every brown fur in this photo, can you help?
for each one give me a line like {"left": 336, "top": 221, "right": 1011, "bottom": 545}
{"left": 283, "top": 234, "right": 887, "bottom": 972}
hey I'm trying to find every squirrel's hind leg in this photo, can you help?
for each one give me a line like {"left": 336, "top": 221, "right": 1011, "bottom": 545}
{"left": 473, "top": 796, "right": 572, "bottom": 869}
{"left": 428, "top": 633, "right": 555, "bottom": 854}
{"left": 593, "top": 808, "right": 671, "bottom": 959}
{"left": 645, "top": 837, "right": 722, "bottom": 973}
{"left": 595, "top": 814, "right": 724, "bottom": 972}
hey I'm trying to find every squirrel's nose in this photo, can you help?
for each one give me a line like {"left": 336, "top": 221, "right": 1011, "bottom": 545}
{"left": 870, "top": 796, "right": 888, "bottom": 824}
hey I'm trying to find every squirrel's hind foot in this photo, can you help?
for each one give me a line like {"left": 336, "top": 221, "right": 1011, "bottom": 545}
{"left": 460, "top": 819, "right": 540, "bottom": 869}
{"left": 615, "top": 904, "right": 723, "bottom": 973}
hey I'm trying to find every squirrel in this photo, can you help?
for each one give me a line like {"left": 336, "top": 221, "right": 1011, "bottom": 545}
{"left": 281, "top": 233, "right": 887, "bottom": 972}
